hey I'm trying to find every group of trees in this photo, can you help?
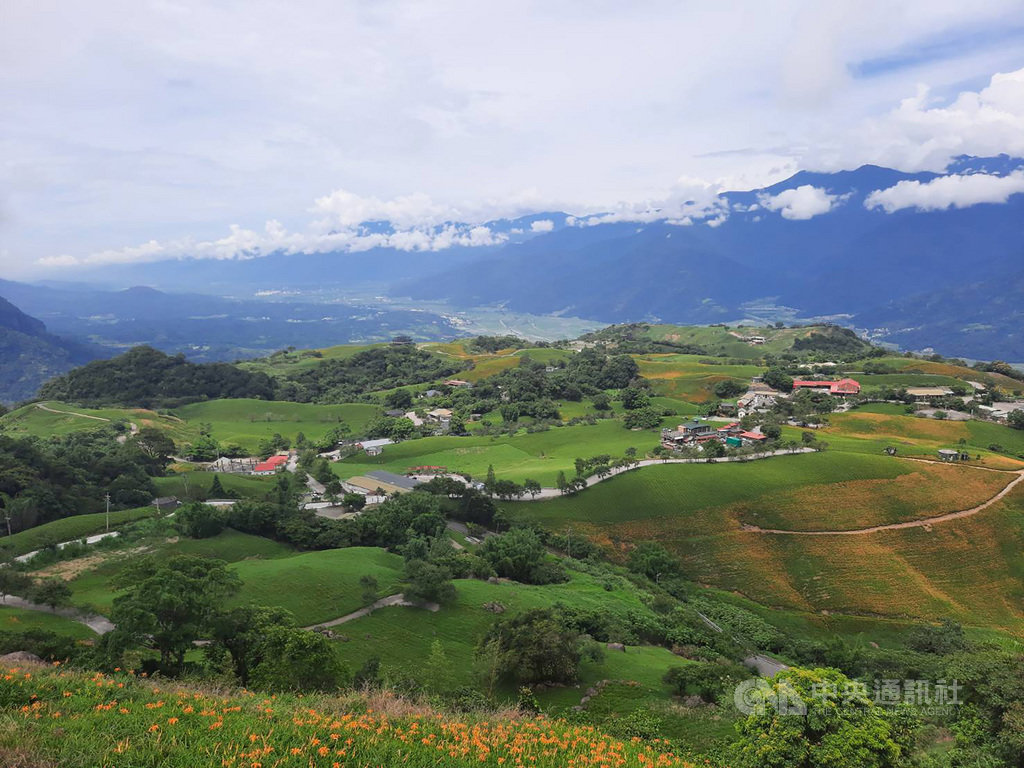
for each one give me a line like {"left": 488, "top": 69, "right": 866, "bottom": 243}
{"left": 106, "top": 554, "right": 343, "bottom": 689}
{"left": 0, "top": 429, "right": 173, "bottom": 536}
{"left": 39, "top": 346, "right": 277, "bottom": 408}
{"left": 283, "top": 346, "right": 466, "bottom": 403}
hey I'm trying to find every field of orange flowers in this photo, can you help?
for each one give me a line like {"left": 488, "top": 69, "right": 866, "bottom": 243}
{"left": 0, "top": 663, "right": 696, "bottom": 768}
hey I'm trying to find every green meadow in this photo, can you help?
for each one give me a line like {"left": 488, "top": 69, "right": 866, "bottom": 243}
{"left": 335, "top": 418, "right": 673, "bottom": 485}
{"left": 173, "top": 398, "right": 379, "bottom": 452}
{"left": 0, "top": 507, "right": 156, "bottom": 558}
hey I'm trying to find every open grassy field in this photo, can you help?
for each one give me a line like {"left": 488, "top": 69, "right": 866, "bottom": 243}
{"left": 858, "top": 356, "right": 1024, "bottom": 393}
{"left": 507, "top": 452, "right": 1009, "bottom": 530}
{"left": 505, "top": 458, "right": 1024, "bottom": 633}
{"left": 227, "top": 547, "right": 405, "bottom": 626}
{"left": 634, "top": 354, "right": 762, "bottom": 403}
{"left": 68, "top": 529, "right": 296, "bottom": 613}
{"left": 636, "top": 323, "right": 852, "bottom": 359}
{"left": 0, "top": 401, "right": 199, "bottom": 443}
{"left": 330, "top": 570, "right": 688, "bottom": 710}
{"left": 0, "top": 606, "right": 98, "bottom": 639}
{"left": 173, "top": 398, "right": 379, "bottom": 452}
{"left": 335, "top": 418, "right": 672, "bottom": 485}
{"left": 820, "top": 409, "right": 1024, "bottom": 468}
{"left": 152, "top": 470, "right": 276, "bottom": 500}
{"left": 0, "top": 507, "right": 157, "bottom": 559}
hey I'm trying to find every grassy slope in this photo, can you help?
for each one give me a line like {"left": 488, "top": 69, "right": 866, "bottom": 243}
{"left": 69, "top": 529, "right": 296, "bottom": 613}
{"left": 330, "top": 570, "right": 689, "bottom": 713}
{"left": 173, "top": 398, "right": 379, "bottom": 452}
{"left": 227, "top": 547, "right": 405, "bottom": 625}
{"left": 0, "top": 606, "right": 97, "bottom": 639}
{"left": 0, "top": 664, "right": 695, "bottom": 768}
{"left": 635, "top": 355, "right": 762, "bottom": 403}
{"left": 152, "top": 471, "right": 276, "bottom": 500}
{"left": 0, "top": 401, "right": 198, "bottom": 443}
{"left": 505, "top": 458, "right": 1024, "bottom": 633}
{"left": 335, "top": 419, "right": 672, "bottom": 485}
{"left": 0, "top": 508, "right": 156, "bottom": 558}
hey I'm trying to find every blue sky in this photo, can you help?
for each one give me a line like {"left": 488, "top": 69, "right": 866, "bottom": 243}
{"left": 1, "top": 0, "right": 1024, "bottom": 275}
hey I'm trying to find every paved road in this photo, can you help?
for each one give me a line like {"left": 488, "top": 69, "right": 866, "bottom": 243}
{"left": 303, "top": 593, "right": 440, "bottom": 630}
{"left": 1, "top": 596, "right": 114, "bottom": 635}
{"left": 507, "top": 448, "right": 817, "bottom": 501}
{"left": 13, "top": 531, "right": 122, "bottom": 564}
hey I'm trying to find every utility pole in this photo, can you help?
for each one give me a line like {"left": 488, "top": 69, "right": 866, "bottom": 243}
{"left": 105, "top": 493, "right": 111, "bottom": 533}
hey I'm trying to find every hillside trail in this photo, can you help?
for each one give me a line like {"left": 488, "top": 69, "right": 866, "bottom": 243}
{"left": 302, "top": 593, "right": 440, "bottom": 630}
{"left": 743, "top": 467, "right": 1024, "bottom": 536}
{"left": 34, "top": 403, "right": 109, "bottom": 421}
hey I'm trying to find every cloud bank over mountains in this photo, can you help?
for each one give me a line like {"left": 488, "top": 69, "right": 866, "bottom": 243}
{"left": 4, "top": 1, "right": 1024, "bottom": 273}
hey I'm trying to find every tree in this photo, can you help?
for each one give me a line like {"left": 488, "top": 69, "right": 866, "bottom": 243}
{"left": 359, "top": 574, "right": 379, "bottom": 604}
{"left": 175, "top": 502, "right": 226, "bottom": 539}
{"left": 732, "top": 668, "right": 917, "bottom": 768}
{"left": 762, "top": 368, "right": 794, "bottom": 392}
{"left": 208, "top": 474, "right": 227, "bottom": 498}
{"left": 703, "top": 440, "right": 725, "bottom": 458}
{"left": 556, "top": 471, "right": 568, "bottom": 495}
{"left": 1009, "top": 410, "right": 1024, "bottom": 430}
{"left": 591, "top": 393, "right": 611, "bottom": 411}
{"left": 249, "top": 624, "right": 346, "bottom": 692}
{"left": 384, "top": 388, "right": 414, "bottom": 410}
{"left": 132, "top": 427, "right": 175, "bottom": 463}
{"left": 480, "top": 527, "right": 564, "bottom": 584}
{"left": 208, "top": 604, "right": 295, "bottom": 686}
{"left": 32, "top": 579, "right": 72, "bottom": 610}
{"left": 627, "top": 541, "right": 679, "bottom": 581}
{"left": 620, "top": 385, "right": 650, "bottom": 410}
{"left": 623, "top": 406, "right": 662, "bottom": 429}
{"left": 423, "top": 638, "right": 455, "bottom": 692}
{"left": 479, "top": 608, "right": 582, "bottom": 686}
{"left": 403, "top": 559, "right": 456, "bottom": 604}
{"left": 523, "top": 479, "right": 542, "bottom": 498}
{"left": 714, "top": 379, "right": 746, "bottom": 399}
{"left": 484, "top": 464, "right": 497, "bottom": 495}
{"left": 664, "top": 662, "right": 749, "bottom": 702}
{"left": 343, "top": 492, "right": 367, "bottom": 510}
{"left": 0, "top": 570, "right": 32, "bottom": 603}
{"left": 111, "top": 555, "right": 241, "bottom": 675}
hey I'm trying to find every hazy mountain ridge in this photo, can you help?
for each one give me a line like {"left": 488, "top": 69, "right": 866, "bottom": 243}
{"left": 0, "top": 296, "right": 101, "bottom": 404}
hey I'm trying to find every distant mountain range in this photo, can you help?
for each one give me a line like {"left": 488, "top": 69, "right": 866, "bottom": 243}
{"left": 9, "top": 155, "right": 1024, "bottom": 363}
{"left": 394, "top": 156, "right": 1024, "bottom": 360}
{"left": 0, "top": 297, "right": 100, "bottom": 404}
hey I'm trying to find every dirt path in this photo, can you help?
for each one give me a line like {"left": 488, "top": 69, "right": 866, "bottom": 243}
{"left": 743, "top": 468, "right": 1024, "bottom": 536}
{"left": 34, "top": 403, "right": 109, "bottom": 421}
{"left": 302, "top": 593, "right": 440, "bottom": 630}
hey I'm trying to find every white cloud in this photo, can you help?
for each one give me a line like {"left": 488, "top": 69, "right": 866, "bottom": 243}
{"left": 865, "top": 170, "right": 1024, "bottom": 212}
{"left": 530, "top": 219, "right": 554, "bottom": 233}
{"left": 5, "top": 2, "right": 1024, "bottom": 274}
{"left": 810, "top": 67, "right": 1024, "bottom": 172}
{"left": 758, "top": 185, "right": 840, "bottom": 220}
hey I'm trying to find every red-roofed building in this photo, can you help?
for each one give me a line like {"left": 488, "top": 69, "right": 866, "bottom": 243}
{"left": 253, "top": 454, "right": 289, "bottom": 475}
{"left": 739, "top": 431, "right": 769, "bottom": 445}
{"left": 792, "top": 378, "right": 860, "bottom": 396}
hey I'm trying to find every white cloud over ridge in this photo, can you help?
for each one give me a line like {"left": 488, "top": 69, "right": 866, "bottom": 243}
{"left": 864, "top": 170, "right": 1024, "bottom": 212}
{"left": 5, "top": 2, "right": 1024, "bottom": 273}
{"left": 758, "top": 185, "right": 840, "bottom": 220}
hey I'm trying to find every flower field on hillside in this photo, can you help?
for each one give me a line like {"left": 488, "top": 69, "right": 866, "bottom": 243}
{"left": 0, "top": 663, "right": 693, "bottom": 768}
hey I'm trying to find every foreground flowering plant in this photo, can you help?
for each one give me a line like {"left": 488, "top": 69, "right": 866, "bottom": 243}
{"left": 0, "top": 663, "right": 691, "bottom": 767}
